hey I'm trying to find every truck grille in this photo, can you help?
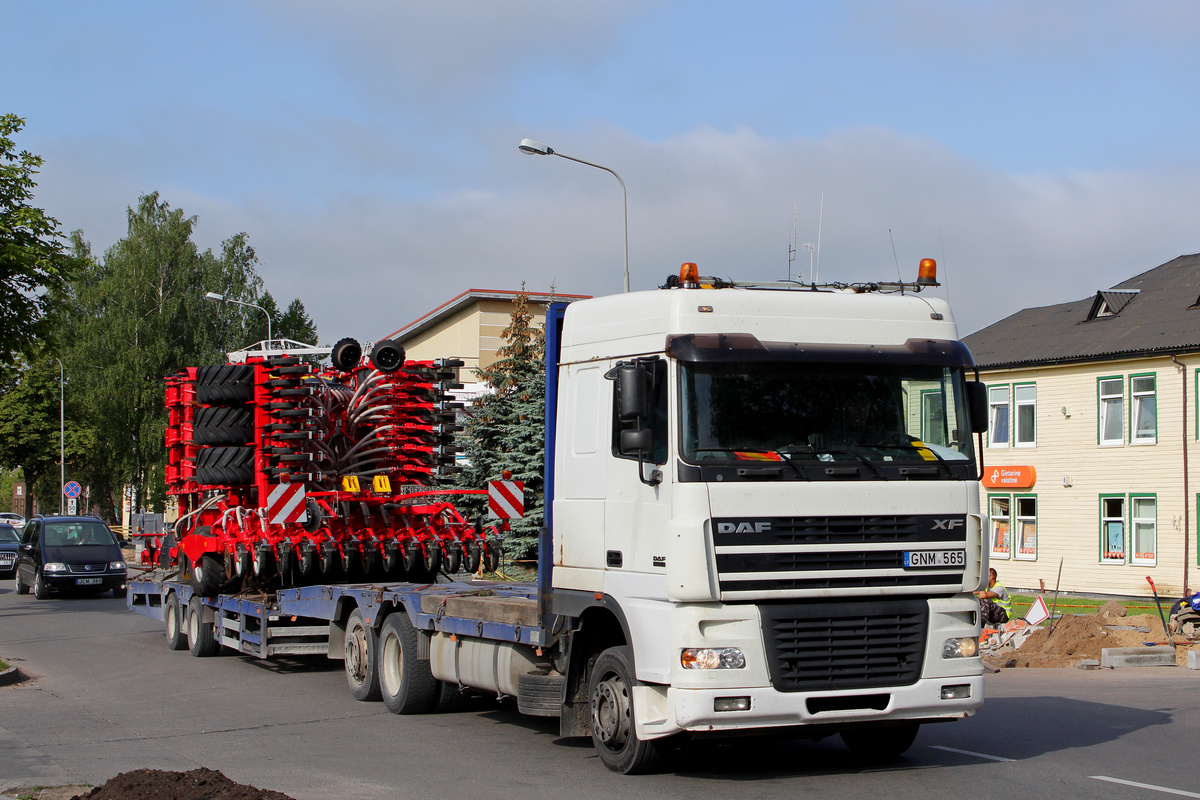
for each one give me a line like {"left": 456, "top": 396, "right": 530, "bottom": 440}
{"left": 760, "top": 598, "right": 927, "bottom": 692}
{"left": 713, "top": 514, "right": 967, "bottom": 598}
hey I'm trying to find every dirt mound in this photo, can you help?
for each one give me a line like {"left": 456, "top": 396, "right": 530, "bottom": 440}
{"left": 71, "top": 768, "right": 294, "bottom": 800}
{"left": 990, "top": 612, "right": 1180, "bottom": 668}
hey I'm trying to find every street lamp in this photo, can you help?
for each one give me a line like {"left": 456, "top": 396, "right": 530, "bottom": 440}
{"left": 54, "top": 357, "right": 63, "bottom": 514}
{"left": 519, "top": 138, "right": 630, "bottom": 293}
{"left": 204, "top": 291, "right": 273, "bottom": 349}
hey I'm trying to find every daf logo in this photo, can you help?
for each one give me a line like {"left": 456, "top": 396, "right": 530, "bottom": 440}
{"left": 717, "top": 521, "right": 772, "bottom": 534}
{"left": 932, "top": 518, "right": 964, "bottom": 530}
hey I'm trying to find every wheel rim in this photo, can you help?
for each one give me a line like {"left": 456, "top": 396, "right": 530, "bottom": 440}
{"left": 380, "top": 630, "right": 403, "bottom": 697}
{"left": 591, "top": 671, "right": 631, "bottom": 749}
{"left": 166, "top": 603, "right": 178, "bottom": 640}
{"left": 35, "top": 573, "right": 43, "bottom": 594}
{"left": 345, "top": 622, "right": 368, "bottom": 687}
{"left": 188, "top": 606, "right": 199, "bottom": 641}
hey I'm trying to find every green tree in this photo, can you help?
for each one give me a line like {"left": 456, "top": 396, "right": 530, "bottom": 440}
{"left": 277, "top": 297, "right": 318, "bottom": 345}
{"left": 0, "top": 115, "right": 73, "bottom": 362}
{"left": 64, "top": 193, "right": 264, "bottom": 513}
{"left": 451, "top": 289, "right": 546, "bottom": 561}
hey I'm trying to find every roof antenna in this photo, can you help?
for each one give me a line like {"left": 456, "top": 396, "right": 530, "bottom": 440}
{"left": 814, "top": 191, "right": 824, "bottom": 284}
{"left": 889, "top": 228, "right": 902, "bottom": 282}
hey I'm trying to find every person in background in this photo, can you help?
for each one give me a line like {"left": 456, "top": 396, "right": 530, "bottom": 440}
{"left": 976, "top": 567, "right": 1012, "bottom": 626}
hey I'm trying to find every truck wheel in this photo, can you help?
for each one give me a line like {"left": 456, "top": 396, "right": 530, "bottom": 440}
{"left": 378, "top": 612, "right": 437, "bottom": 714}
{"left": 344, "top": 608, "right": 381, "bottom": 701}
{"left": 187, "top": 596, "right": 220, "bottom": 657}
{"left": 840, "top": 723, "right": 920, "bottom": 759}
{"left": 190, "top": 554, "right": 225, "bottom": 597}
{"left": 15, "top": 572, "right": 28, "bottom": 595}
{"left": 588, "top": 646, "right": 668, "bottom": 774}
{"left": 164, "top": 592, "right": 188, "bottom": 650}
{"left": 34, "top": 569, "right": 50, "bottom": 600}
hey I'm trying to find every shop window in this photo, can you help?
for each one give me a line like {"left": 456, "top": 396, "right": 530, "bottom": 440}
{"left": 1100, "top": 496, "right": 1126, "bottom": 563}
{"left": 989, "top": 495, "right": 1010, "bottom": 559}
{"left": 1015, "top": 496, "right": 1037, "bottom": 560}
{"left": 1098, "top": 377, "right": 1124, "bottom": 445}
{"left": 1131, "top": 496, "right": 1157, "bottom": 565}
{"left": 1014, "top": 384, "right": 1036, "bottom": 447}
{"left": 988, "top": 386, "right": 1010, "bottom": 448}
{"left": 1130, "top": 374, "right": 1156, "bottom": 445}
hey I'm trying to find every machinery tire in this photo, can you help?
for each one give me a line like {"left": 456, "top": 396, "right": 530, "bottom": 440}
{"left": 187, "top": 595, "right": 220, "bottom": 657}
{"left": 15, "top": 572, "right": 28, "bottom": 595}
{"left": 190, "top": 554, "right": 225, "bottom": 597}
{"left": 442, "top": 546, "right": 461, "bottom": 575}
{"left": 465, "top": 543, "right": 482, "bottom": 575}
{"left": 370, "top": 339, "right": 406, "bottom": 373}
{"left": 277, "top": 547, "right": 293, "bottom": 579}
{"left": 194, "top": 365, "right": 254, "bottom": 405}
{"left": 840, "top": 723, "right": 920, "bottom": 759}
{"left": 421, "top": 545, "right": 440, "bottom": 574}
{"left": 320, "top": 544, "right": 339, "bottom": 576}
{"left": 402, "top": 543, "right": 420, "bottom": 574}
{"left": 378, "top": 611, "right": 437, "bottom": 714}
{"left": 518, "top": 670, "right": 564, "bottom": 717}
{"left": 341, "top": 546, "right": 362, "bottom": 579}
{"left": 164, "top": 592, "right": 188, "bottom": 650}
{"left": 483, "top": 541, "right": 500, "bottom": 573}
{"left": 34, "top": 569, "right": 50, "bottom": 600}
{"left": 235, "top": 546, "right": 252, "bottom": 577}
{"left": 344, "top": 608, "right": 381, "bottom": 702}
{"left": 331, "top": 337, "right": 362, "bottom": 372}
{"left": 588, "top": 646, "right": 669, "bottom": 774}
{"left": 384, "top": 547, "right": 404, "bottom": 578}
{"left": 254, "top": 547, "right": 276, "bottom": 578}
{"left": 299, "top": 546, "right": 317, "bottom": 576}
{"left": 191, "top": 406, "right": 253, "bottom": 445}
{"left": 195, "top": 446, "right": 254, "bottom": 486}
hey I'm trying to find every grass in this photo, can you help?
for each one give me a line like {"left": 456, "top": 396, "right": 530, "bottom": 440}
{"left": 0, "top": 658, "right": 7, "bottom": 670}
{"left": 1010, "top": 593, "right": 1165, "bottom": 619}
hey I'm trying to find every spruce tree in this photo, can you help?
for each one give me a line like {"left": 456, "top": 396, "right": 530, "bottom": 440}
{"left": 452, "top": 289, "right": 546, "bottom": 562}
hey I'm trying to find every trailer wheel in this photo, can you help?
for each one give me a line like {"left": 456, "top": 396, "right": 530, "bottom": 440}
{"left": 378, "top": 612, "right": 437, "bottom": 714}
{"left": 344, "top": 608, "right": 381, "bottom": 701}
{"left": 588, "top": 646, "right": 668, "bottom": 774}
{"left": 187, "top": 596, "right": 220, "bottom": 657}
{"left": 191, "top": 554, "right": 225, "bottom": 597}
{"left": 840, "top": 723, "right": 920, "bottom": 759}
{"left": 194, "top": 364, "right": 254, "bottom": 404}
{"left": 164, "top": 593, "right": 187, "bottom": 651}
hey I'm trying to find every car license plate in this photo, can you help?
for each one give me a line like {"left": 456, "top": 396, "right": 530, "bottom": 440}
{"left": 75, "top": 577, "right": 103, "bottom": 586}
{"left": 903, "top": 549, "right": 965, "bottom": 568}
{"left": 0, "top": 556, "right": 14, "bottom": 567}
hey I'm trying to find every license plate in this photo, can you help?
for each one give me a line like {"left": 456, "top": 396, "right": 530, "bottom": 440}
{"left": 903, "top": 549, "right": 965, "bottom": 568}
{"left": 0, "top": 556, "right": 14, "bottom": 567}
{"left": 75, "top": 577, "right": 103, "bottom": 586}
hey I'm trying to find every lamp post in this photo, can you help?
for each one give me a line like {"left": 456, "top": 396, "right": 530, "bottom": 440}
{"left": 519, "top": 138, "right": 630, "bottom": 293}
{"left": 204, "top": 291, "right": 272, "bottom": 349}
{"left": 55, "top": 357, "right": 63, "bottom": 514}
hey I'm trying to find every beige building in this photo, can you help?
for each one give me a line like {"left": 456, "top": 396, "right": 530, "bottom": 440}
{"left": 964, "top": 253, "right": 1200, "bottom": 599}
{"left": 382, "top": 289, "right": 590, "bottom": 387}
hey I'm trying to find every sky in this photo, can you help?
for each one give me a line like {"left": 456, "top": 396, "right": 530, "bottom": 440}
{"left": 6, "top": 0, "right": 1200, "bottom": 343}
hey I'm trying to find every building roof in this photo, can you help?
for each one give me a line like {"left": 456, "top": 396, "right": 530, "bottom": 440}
{"left": 382, "top": 289, "right": 591, "bottom": 342}
{"left": 963, "top": 253, "right": 1200, "bottom": 368}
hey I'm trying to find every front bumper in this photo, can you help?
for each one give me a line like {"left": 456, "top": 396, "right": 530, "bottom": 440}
{"left": 42, "top": 571, "right": 126, "bottom": 590}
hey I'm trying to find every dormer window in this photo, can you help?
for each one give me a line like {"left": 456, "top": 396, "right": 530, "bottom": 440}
{"left": 1086, "top": 290, "right": 1139, "bottom": 320}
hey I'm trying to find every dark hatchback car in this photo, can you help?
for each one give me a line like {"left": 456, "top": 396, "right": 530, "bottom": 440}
{"left": 0, "top": 523, "right": 18, "bottom": 578}
{"left": 14, "top": 516, "right": 127, "bottom": 599}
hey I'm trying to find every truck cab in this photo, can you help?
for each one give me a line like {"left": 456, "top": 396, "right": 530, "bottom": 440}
{"left": 547, "top": 263, "right": 987, "bottom": 771}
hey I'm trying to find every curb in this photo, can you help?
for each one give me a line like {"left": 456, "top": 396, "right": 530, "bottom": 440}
{"left": 0, "top": 665, "right": 21, "bottom": 686}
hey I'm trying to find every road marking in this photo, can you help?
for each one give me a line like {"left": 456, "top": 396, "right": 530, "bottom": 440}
{"left": 928, "top": 745, "right": 1014, "bottom": 762}
{"left": 1092, "top": 776, "right": 1200, "bottom": 798}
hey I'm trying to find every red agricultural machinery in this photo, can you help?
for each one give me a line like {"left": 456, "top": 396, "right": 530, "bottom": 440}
{"left": 161, "top": 337, "right": 505, "bottom": 596}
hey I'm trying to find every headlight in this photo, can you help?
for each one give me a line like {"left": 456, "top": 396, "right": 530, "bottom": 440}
{"left": 681, "top": 647, "right": 746, "bottom": 669}
{"left": 43, "top": 562, "right": 67, "bottom": 573}
{"left": 942, "top": 636, "right": 979, "bottom": 659}
{"left": 109, "top": 561, "right": 126, "bottom": 571}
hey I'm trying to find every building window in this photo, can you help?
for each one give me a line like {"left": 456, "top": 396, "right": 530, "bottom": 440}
{"left": 1098, "top": 377, "right": 1124, "bottom": 445}
{"left": 1130, "top": 496, "right": 1157, "bottom": 565}
{"left": 988, "top": 386, "right": 1010, "bottom": 448}
{"left": 989, "top": 495, "right": 1010, "bottom": 559}
{"left": 921, "top": 390, "right": 947, "bottom": 446}
{"left": 1130, "top": 374, "right": 1156, "bottom": 444}
{"left": 1100, "top": 496, "right": 1126, "bottom": 563}
{"left": 1014, "top": 383, "right": 1036, "bottom": 447}
{"left": 1015, "top": 496, "right": 1037, "bottom": 560}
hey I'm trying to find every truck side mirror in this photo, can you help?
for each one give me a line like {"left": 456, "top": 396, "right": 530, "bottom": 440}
{"left": 966, "top": 381, "right": 989, "bottom": 434}
{"left": 617, "top": 363, "right": 651, "bottom": 421}
{"left": 619, "top": 427, "right": 653, "bottom": 455}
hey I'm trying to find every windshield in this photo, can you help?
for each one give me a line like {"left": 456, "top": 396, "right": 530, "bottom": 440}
{"left": 43, "top": 521, "right": 118, "bottom": 547}
{"left": 0, "top": 525, "right": 17, "bottom": 543}
{"left": 681, "top": 360, "right": 977, "bottom": 479}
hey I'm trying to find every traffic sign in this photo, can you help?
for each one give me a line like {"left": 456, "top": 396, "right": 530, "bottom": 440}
{"left": 67, "top": 498, "right": 77, "bottom": 515}
{"left": 63, "top": 481, "right": 82, "bottom": 498}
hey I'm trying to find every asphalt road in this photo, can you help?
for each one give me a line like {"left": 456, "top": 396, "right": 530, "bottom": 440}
{"left": 2, "top": 581, "right": 1199, "bottom": 800}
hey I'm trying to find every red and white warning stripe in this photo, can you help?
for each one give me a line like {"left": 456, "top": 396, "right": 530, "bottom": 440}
{"left": 267, "top": 482, "right": 307, "bottom": 525}
{"left": 488, "top": 480, "right": 524, "bottom": 519}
